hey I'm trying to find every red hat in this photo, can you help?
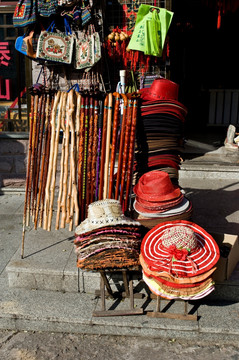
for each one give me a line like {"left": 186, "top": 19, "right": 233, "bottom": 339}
{"left": 140, "top": 78, "right": 179, "bottom": 102}
{"left": 133, "top": 170, "right": 181, "bottom": 202}
{"left": 141, "top": 220, "right": 220, "bottom": 278}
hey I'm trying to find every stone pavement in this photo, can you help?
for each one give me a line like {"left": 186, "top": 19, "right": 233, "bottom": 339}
{"left": 1, "top": 146, "right": 239, "bottom": 343}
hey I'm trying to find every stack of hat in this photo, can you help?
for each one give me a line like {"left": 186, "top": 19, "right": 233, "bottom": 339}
{"left": 140, "top": 220, "right": 220, "bottom": 300}
{"left": 135, "top": 78, "right": 187, "bottom": 184}
{"left": 74, "top": 199, "right": 143, "bottom": 270}
{"left": 133, "top": 170, "right": 192, "bottom": 228}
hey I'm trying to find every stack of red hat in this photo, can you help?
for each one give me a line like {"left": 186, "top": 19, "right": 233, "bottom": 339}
{"left": 133, "top": 170, "right": 192, "bottom": 228}
{"left": 140, "top": 220, "right": 220, "bottom": 300}
{"left": 134, "top": 78, "right": 187, "bottom": 184}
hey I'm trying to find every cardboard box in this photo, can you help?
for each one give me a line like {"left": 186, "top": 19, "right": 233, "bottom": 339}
{"left": 211, "top": 232, "right": 239, "bottom": 282}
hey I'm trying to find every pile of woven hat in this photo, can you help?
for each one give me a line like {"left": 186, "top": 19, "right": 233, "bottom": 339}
{"left": 133, "top": 170, "right": 192, "bottom": 224}
{"left": 135, "top": 77, "right": 187, "bottom": 185}
{"left": 74, "top": 199, "right": 143, "bottom": 270}
{"left": 140, "top": 220, "right": 220, "bottom": 300}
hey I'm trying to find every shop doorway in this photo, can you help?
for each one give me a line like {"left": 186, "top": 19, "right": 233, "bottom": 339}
{"left": 170, "top": 0, "right": 239, "bottom": 149}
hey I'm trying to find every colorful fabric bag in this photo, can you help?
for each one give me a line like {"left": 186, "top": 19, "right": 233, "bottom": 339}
{"left": 36, "top": 19, "right": 74, "bottom": 64}
{"left": 13, "top": 0, "right": 37, "bottom": 28}
{"left": 74, "top": 26, "right": 101, "bottom": 70}
{"left": 128, "top": 5, "right": 173, "bottom": 57}
{"left": 38, "top": 0, "right": 58, "bottom": 17}
{"left": 15, "top": 30, "right": 38, "bottom": 58}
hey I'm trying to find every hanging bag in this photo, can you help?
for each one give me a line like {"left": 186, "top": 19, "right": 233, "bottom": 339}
{"left": 128, "top": 5, "right": 173, "bottom": 57}
{"left": 15, "top": 30, "right": 38, "bottom": 58}
{"left": 38, "top": 0, "right": 58, "bottom": 17}
{"left": 36, "top": 19, "right": 74, "bottom": 64}
{"left": 13, "top": 0, "right": 37, "bottom": 28}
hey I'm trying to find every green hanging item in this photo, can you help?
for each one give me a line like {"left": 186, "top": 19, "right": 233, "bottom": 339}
{"left": 128, "top": 4, "right": 173, "bottom": 57}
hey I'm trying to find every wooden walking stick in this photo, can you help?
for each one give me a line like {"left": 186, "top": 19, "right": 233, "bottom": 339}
{"left": 60, "top": 91, "right": 70, "bottom": 228}
{"left": 33, "top": 92, "right": 46, "bottom": 224}
{"left": 90, "top": 94, "right": 99, "bottom": 203}
{"left": 31, "top": 93, "right": 43, "bottom": 220}
{"left": 39, "top": 93, "right": 54, "bottom": 228}
{"left": 86, "top": 91, "right": 94, "bottom": 210}
{"left": 115, "top": 93, "right": 128, "bottom": 200}
{"left": 75, "top": 92, "right": 81, "bottom": 164}
{"left": 68, "top": 90, "right": 79, "bottom": 229}
{"left": 98, "top": 94, "right": 108, "bottom": 200}
{"left": 56, "top": 91, "right": 67, "bottom": 230}
{"left": 103, "top": 92, "right": 113, "bottom": 199}
{"left": 81, "top": 92, "right": 89, "bottom": 220}
{"left": 47, "top": 91, "right": 63, "bottom": 231}
{"left": 21, "top": 93, "right": 35, "bottom": 258}
{"left": 43, "top": 90, "right": 61, "bottom": 230}
{"left": 26, "top": 93, "right": 39, "bottom": 226}
{"left": 108, "top": 92, "right": 120, "bottom": 199}
{"left": 124, "top": 97, "right": 138, "bottom": 212}
{"left": 34, "top": 91, "right": 50, "bottom": 229}
{"left": 95, "top": 97, "right": 104, "bottom": 201}
{"left": 120, "top": 98, "right": 133, "bottom": 205}
{"left": 77, "top": 94, "right": 85, "bottom": 221}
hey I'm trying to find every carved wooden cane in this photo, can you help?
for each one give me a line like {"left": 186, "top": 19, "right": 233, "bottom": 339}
{"left": 124, "top": 97, "right": 138, "bottom": 212}
{"left": 95, "top": 97, "right": 104, "bottom": 200}
{"left": 119, "top": 98, "right": 133, "bottom": 205}
{"left": 103, "top": 93, "right": 113, "bottom": 199}
{"left": 115, "top": 93, "right": 128, "bottom": 200}
{"left": 39, "top": 93, "right": 54, "bottom": 228}
{"left": 43, "top": 90, "right": 61, "bottom": 230}
{"left": 90, "top": 94, "right": 99, "bottom": 203}
{"left": 81, "top": 92, "right": 90, "bottom": 221}
{"left": 77, "top": 94, "right": 85, "bottom": 222}
{"left": 108, "top": 92, "right": 120, "bottom": 199}
{"left": 98, "top": 94, "right": 108, "bottom": 200}
{"left": 47, "top": 91, "right": 64, "bottom": 231}
{"left": 86, "top": 91, "right": 94, "bottom": 210}
{"left": 21, "top": 92, "right": 35, "bottom": 258}
{"left": 55, "top": 92, "right": 67, "bottom": 230}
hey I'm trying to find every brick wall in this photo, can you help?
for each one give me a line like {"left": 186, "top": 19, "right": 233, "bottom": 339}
{"left": 0, "top": 139, "right": 28, "bottom": 188}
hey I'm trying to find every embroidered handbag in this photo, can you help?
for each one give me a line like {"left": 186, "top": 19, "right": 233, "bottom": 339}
{"left": 74, "top": 31, "right": 94, "bottom": 69}
{"left": 74, "top": 25, "right": 101, "bottom": 70}
{"left": 36, "top": 19, "right": 74, "bottom": 64}
{"left": 13, "top": 0, "right": 37, "bottom": 27}
{"left": 38, "top": 0, "right": 58, "bottom": 17}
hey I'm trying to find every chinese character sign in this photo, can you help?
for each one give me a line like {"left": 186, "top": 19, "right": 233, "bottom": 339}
{"left": 0, "top": 42, "right": 11, "bottom": 67}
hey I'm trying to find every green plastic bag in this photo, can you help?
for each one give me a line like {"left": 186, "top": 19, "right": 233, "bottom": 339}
{"left": 128, "top": 5, "right": 173, "bottom": 57}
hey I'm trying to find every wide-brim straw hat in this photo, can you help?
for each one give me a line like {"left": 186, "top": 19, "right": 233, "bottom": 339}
{"left": 133, "top": 170, "right": 181, "bottom": 202}
{"left": 139, "top": 254, "right": 217, "bottom": 285}
{"left": 139, "top": 78, "right": 179, "bottom": 102}
{"left": 140, "top": 220, "right": 220, "bottom": 278}
{"left": 75, "top": 199, "right": 141, "bottom": 235}
{"left": 142, "top": 272, "right": 215, "bottom": 300}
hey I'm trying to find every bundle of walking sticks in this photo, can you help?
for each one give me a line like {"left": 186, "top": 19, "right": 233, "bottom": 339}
{"left": 23, "top": 84, "right": 139, "bottom": 235}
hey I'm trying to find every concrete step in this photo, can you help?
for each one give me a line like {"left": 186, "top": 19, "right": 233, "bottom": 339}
{"left": 5, "top": 226, "right": 239, "bottom": 302}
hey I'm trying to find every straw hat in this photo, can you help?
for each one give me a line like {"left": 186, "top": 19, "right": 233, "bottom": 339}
{"left": 141, "top": 220, "right": 220, "bottom": 278}
{"left": 139, "top": 254, "right": 216, "bottom": 285}
{"left": 133, "top": 170, "right": 181, "bottom": 202}
{"left": 75, "top": 199, "right": 141, "bottom": 235}
{"left": 143, "top": 272, "right": 215, "bottom": 300}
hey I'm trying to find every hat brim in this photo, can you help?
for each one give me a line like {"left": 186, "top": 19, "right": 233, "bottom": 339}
{"left": 134, "top": 197, "right": 190, "bottom": 217}
{"left": 143, "top": 273, "right": 215, "bottom": 300}
{"left": 141, "top": 220, "right": 220, "bottom": 278}
{"left": 75, "top": 216, "right": 141, "bottom": 235}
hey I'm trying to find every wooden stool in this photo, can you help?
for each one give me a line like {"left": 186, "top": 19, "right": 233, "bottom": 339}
{"left": 93, "top": 269, "right": 144, "bottom": 317}
{"left": 147, "top": 294, "right": 198, "bottom": 321}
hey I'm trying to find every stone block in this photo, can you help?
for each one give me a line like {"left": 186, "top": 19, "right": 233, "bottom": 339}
{"left": 0, "top": 139, "right": 28, "bottom": 155}
{"left": 0, "top": 156, "right": 13, "bottom": 172}
{"left": 15, "top": 155, "right": 27, "bottom": 174}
